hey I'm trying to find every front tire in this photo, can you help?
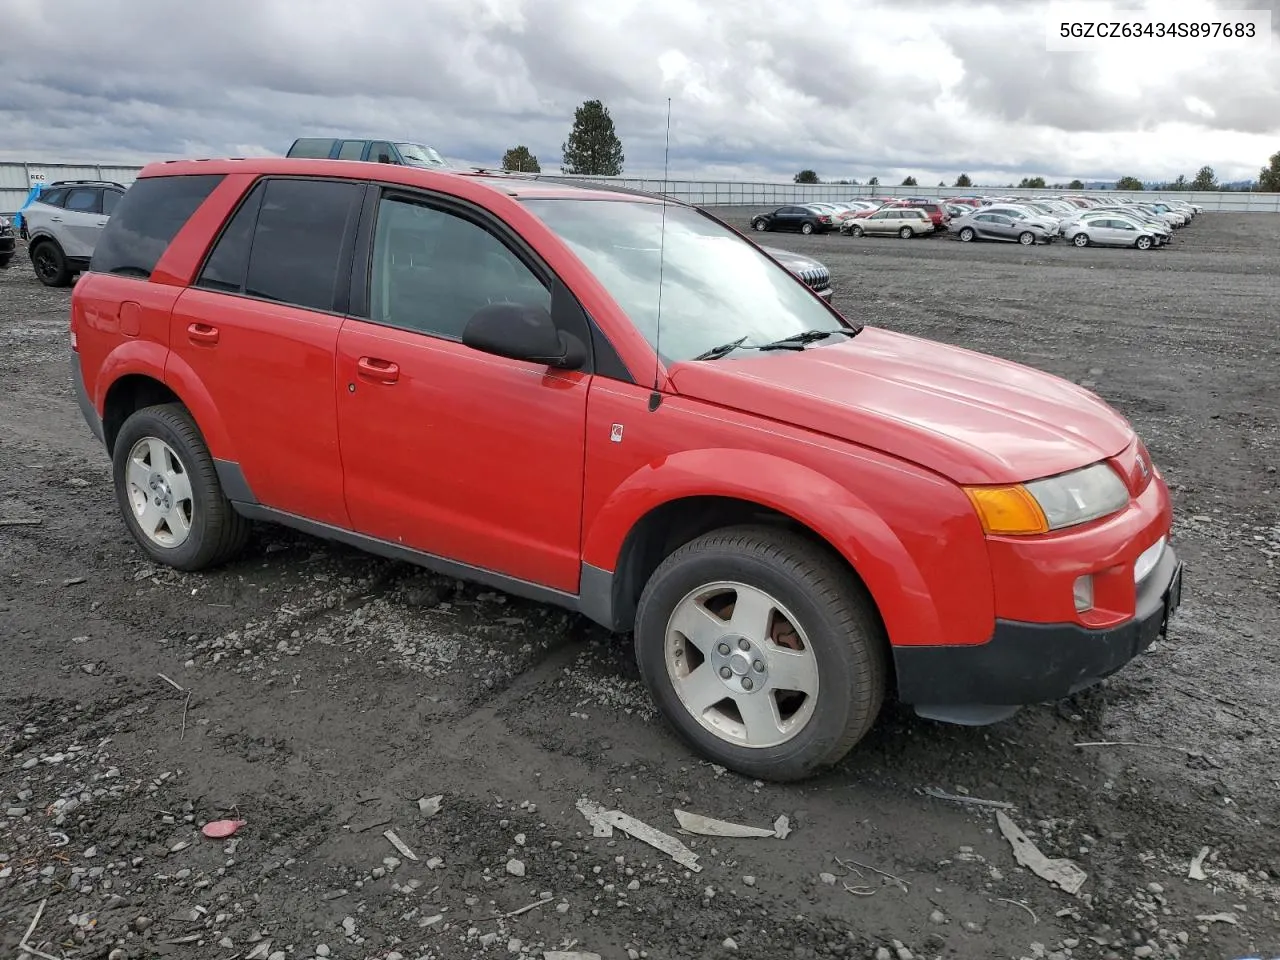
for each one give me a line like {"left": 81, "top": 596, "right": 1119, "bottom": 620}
{"left": 1018, "top": 231, "right": 1035, "bottom": 245}
{"left": 1073, "top": 233, "right": 1090, "bottom": 247}
{"left": 634, "top": 525, "right": 888, "bottom": 782}
{"left": 1135, "top": 235, "right": 1152, "bottom": 250}
{"left": 112, "top": 403, "right": 251, "bottom": 571}
{"left": 849, "top": 225, "right": 864, "bottom": 238}
{"left": 752, "top": 219, "right": 768, "bottom": 232}
{"left": 958, "top": 227, "right": 976, "bottom": 242}
{"left": 31, "top": 240, "right": 71, "bottom": 287}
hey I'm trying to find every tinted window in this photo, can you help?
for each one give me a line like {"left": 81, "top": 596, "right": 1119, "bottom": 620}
{"left": 101, "top": 189, "right": 123, "bottom": 215}
{"left": 65, "top": 188, "right": 100, "bottom": 213}
{"left": 90, "top": 174, "right": 224, "bottom": 279}
{"left": 338, "top": 140, "right": 365, "bottom": 160}
{"left": 244, "top": 178, "right": 363, "bottom": 312}
{"left": 288, "top": 138, "right": 336, "bottom": 159}
{"left": 369, "top": 141, "right": 395, "bottom": 163}
{"left": 196, "top": 181, "right": 266, "bottom": 293}
{"left": 39, "top": 188, "right": 68, "bottom": 208}
{"left": 367, "top": 195, "right": 550, "bottom": 340}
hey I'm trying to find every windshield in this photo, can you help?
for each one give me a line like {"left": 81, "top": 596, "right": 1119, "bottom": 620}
{"left": 394, "top": 142, "right": 449, "bottom": 168}
{"left": 521, "top": 198, "right": 846, "bottom": 364}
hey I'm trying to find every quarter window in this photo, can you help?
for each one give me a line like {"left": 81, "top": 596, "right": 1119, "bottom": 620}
{"left": 367, "top": 195, "right": 550, "bottom": 340}
{"left": 243, "top": 178, "right": 363, "bottom": 312}
{"left": 101, "top": 189, "right": 123, "bottom": 215}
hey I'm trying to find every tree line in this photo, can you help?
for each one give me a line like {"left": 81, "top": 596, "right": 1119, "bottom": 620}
{"left": 497, "top": 104, "right": 1280, "bottom": 193}
{"left": 501, "top": 99, "right": 625, "bottom": 176}
{"left": 794, "top": 153, "right": 1280, "bottom": 192}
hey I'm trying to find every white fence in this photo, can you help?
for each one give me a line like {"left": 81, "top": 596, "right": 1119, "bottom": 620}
{"left": 4, "top": 160, "right": 1279, "bottom": 217}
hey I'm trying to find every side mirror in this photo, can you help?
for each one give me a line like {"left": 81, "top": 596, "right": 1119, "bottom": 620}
{"left": 462, "top": 302, "right": 586, "bottom": 370}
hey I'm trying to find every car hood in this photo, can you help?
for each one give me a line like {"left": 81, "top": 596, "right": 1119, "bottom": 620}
{"left": 760, "top": 246, "right": 820, "bottom": 270}
{"left": 668, "top": 327, "right": 1134, "bottom": 485}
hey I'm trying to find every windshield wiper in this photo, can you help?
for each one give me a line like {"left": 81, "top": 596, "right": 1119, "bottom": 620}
{"left": 758, "top": 328, "right": 858, "bottom": 350}
{"left": 692, "top": 336, "right": 751, "bottom": 361}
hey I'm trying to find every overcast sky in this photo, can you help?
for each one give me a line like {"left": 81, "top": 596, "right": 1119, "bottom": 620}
{"left": 1, "top": 0, "right": 1277, "bottom": 185}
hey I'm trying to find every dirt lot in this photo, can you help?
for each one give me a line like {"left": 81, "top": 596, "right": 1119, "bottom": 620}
{"left": 1, "top": 212, "right": 1277, "bottom": 960}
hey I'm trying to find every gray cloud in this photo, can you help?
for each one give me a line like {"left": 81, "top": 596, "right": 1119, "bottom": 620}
{"left": 0, "top": 0, "right": 1276, "bottom": 184}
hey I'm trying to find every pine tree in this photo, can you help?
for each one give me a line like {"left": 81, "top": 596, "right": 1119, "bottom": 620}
{"left": 501, "top": 145, "right": 541, "bottom": 173}
{"left": 561, "top": 100, "right": 625, "bottom": 176}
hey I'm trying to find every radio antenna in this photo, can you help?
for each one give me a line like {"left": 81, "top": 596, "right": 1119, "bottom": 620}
{"left": 648, "top": 96, "right": 672, "bottom": 413}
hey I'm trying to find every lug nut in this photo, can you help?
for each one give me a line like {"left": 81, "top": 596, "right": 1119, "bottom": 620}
{"left": 719, "top": 666, "right": 731, "bottom": 679}
{"left": 738, "top": 638, "right": 750, "bottom": 651}
{"left": 717, "top": 642, "right": 731, "bottom": 655}
{"left": 753, "top": 660, "right": 765, "bottom": 672}
{"left": 741, "top": 677, "right": 754, "bottom": 691}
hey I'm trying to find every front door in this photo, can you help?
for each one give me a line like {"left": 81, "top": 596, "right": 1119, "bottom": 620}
{"left": 335, "top": 188, "right": 589, "bottom": 592}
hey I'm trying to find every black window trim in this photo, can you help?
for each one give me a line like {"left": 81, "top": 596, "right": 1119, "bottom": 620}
{"left": 347, "top": 183, "right": 636, "bottom": 383}
{"left": 191, "top": 174, "right": 368, "bottom": 317}
{"left": 39, "top": 187, "right": 68, "bottom": 209}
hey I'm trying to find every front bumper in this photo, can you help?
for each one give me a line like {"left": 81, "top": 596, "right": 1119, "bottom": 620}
{"left": 894, "top": 542, "right": 1183, "bottom": 709}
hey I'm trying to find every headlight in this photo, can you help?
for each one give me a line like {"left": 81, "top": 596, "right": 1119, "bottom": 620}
{"left": 964, "top": 462, "right": 1130, "bottom": 535}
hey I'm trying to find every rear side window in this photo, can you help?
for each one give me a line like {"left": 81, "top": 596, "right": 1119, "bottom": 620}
{"left": 243, "top": 178, "right": 363, "bottom": 312}
{"left": 65, "top": 188, "right": 101, "bottom": 214}
{"left": 102, "top": 189, "right": 123, "bottom": 215}
{"left": 90, "top": 174, "right": 224, "bottom": 279}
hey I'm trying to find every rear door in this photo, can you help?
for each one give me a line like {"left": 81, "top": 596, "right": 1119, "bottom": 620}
{"left": 61, "top": 187, "right": 106, "bottom": 258}
{"left": 169, "top": 175, "right": 364, "bottom": 527}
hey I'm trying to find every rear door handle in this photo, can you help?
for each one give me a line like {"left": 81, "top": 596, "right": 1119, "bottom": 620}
{"left": 96, "top": 220, "right": 108, "bottom": 227}
{"left": 187, "top": 322, "right": 220, "bottom": 345}
{"left": 357, "top": 356, "right": 399, "bottom": 384}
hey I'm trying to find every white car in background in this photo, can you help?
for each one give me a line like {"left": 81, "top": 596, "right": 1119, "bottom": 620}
{"left": 22, "top": 179, "right": 129, "bottom": 287}
{"left": 1062, "top": 213, "right": 1159, "bottom": 249}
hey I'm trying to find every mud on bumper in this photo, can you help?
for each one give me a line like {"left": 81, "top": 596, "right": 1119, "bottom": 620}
{"left": 893, "top": 543, "right": 1183, "bottom": 719}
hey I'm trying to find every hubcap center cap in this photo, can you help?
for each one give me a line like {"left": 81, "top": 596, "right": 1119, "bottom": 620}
{"left": 710, "top": 636, "right": 768, "bottom": 693}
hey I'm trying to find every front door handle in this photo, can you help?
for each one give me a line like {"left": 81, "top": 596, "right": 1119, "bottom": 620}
{"left": 50, "top": 216, "right": 63, "bottom": 223}
{"left": 357, "top": 356, "right": 400, "bottom": 384}
{"left": 187, "top": 322, "right": 220, "bottom": 345}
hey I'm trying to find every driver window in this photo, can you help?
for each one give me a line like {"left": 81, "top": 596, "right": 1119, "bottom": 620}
{"left": 368, "top": 196, "right": 551, "bottom": 340}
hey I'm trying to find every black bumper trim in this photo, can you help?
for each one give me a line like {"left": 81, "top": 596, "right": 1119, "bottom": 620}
{"left": 71, "top": 351, "right": 105, "bottom": 446}
{"left": 894, "top": 543, "right": 1182, "bottom": 706}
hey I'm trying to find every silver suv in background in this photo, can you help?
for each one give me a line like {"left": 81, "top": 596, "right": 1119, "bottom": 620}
{"left": 22, "top": 180, "right": 129, "bottom": 287}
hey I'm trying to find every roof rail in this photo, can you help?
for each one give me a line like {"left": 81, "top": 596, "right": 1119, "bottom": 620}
{"left": 467, "top": 166, "right": 541, "bottom": 179}
{"left": 49, "top": 179, "right": 128, "bottom": 189}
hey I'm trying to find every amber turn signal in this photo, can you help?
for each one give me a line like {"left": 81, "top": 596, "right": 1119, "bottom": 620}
{"left": 963, "top": 484, "right": 1050, "bottom": 536}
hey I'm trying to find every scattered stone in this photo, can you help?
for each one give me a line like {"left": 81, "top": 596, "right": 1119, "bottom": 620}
{"left": 133, "top": 916, "right": 153, "bottom": 933}
{"left": 316, "top": 946, "right": 331, "bottom": 958}
{"left": 722, "top": 937, "right": 738, "bottom": 951}
{"left": 930, "top": 909, "right": 947, "bottom": 924}
{"left": 819, "top": 872, "right": 837, "bottom": 885}
{"left": 507, "top": 858, "right": 526, "bottom": 877}
{"left": 743, "top": 875, "right": 756, "bottom": 886}
{"left": 1145, "top": 882, "right": 1164, "bottom": 894}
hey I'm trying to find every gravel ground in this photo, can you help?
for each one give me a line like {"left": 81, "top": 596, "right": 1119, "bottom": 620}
{"left": 1, "top": 213, "right": 1278, "bottom": 960}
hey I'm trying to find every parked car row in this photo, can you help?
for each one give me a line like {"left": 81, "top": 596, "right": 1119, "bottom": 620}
{"left": 748, "top": 193, "right": 1201, "bottom": 251}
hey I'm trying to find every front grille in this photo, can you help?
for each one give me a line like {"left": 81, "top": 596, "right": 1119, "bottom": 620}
{"left": 802, "top": 269, "right": 830, "bottom": 289}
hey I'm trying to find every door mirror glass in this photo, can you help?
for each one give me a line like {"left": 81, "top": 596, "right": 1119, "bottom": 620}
{"left": 462, "top": 303, "right": 585, "bottom": 370}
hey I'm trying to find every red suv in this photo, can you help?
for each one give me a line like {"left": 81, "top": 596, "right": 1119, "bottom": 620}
{"left": 70, "top": 158, "right": 1183, "bottom": 781}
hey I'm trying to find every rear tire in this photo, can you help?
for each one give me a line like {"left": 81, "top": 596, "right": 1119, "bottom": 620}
{"left": 31, "top": 240, "right": 71, "bottom": 287}
{"left": 898, "top": 227, "right": 914, "bottom": 239}
{"left": 801, "top": 222, "right": 814, "bottom": 235}
{"left": 634, "top": 525, "right": 888, "bottom": 782}
{"left": 111, "top": 403, "right": 251, "bottom": 571}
